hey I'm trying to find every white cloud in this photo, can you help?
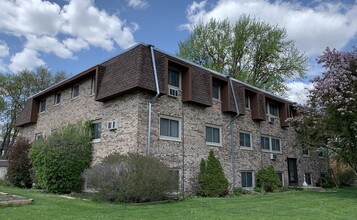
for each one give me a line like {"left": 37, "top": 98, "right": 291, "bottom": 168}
{"left": 284, "top": 81, "right": 313, "bottom": 104}
{"left": 9, "top": 48, "right": 45, "bottom": 73}
{"left": 0, "top": 41, "right": 10, "bottom": 58}
{"left": 0, "top": 59, "right": 7, "bottom": 72}
{"left": 0, "top": 0, "right": 138, "bottom": 72}
{"left": 127, "top": 0, "right": 148, "bottom": 9}
{"left": 181, "top": 0, "right": 357, "bottom": 56}
{"left": 25, "top": 35, "right": 74, "bottom": 59}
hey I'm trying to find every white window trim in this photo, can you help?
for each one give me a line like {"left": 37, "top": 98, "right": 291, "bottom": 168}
{"left": 35, "top": 132, "right": 43, "bottom": 141}
{"left": 303, "top": 149, "right": 310, "bottom": 157}
{"left": 168, "top": 67, "right": 181, "bottom": 89}
{"left": 54, "top": 92, "right": 61, "bottom": 106}
{"left": 92, "top": 120, "right": 102, "bottom": 143}
{"left": 241, "top": 170, "right": 254, "bottom": 188}
{"left": 71, "top": 84, "right": 80, "bottom": 99}
{"left": 159, "top": 115, "right": 182, "bottom": 142}
{"left": 245, "top": 95, "right": 251, "bottom": 110}
{"left": 266, "top": 102, "right": 279, "bottom": 118}
{"left": 205, "top": 124, "right": 222, "bottom": 147}
{"left": 239, "top": 131, "right": 252, "bottom": 150}
{"left": 39, "top": 99, "right": 46, "bottom": 113}
{"left": 90, "top": 76, "right": 96, "bottom": 96}
{"left": 212, "top": 83, "right": 221, "bottom": 102}
{"left": 260, "top": 135, "right": 282, "bottom": 153}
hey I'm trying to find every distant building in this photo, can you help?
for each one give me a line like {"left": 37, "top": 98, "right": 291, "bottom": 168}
{"left": 16, "top": 43, "right": 328, "bottom": 193}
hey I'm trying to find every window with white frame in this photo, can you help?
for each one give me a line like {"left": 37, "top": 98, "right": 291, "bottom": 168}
{"left": 239, "top": 132, "right": 252, "bottom": 149}
{"left": 241, "top": 171, "right": 253, "bottom": 188}
{"left": 168, "top": 68, "right": 181, "bottom": 89}
{"left": 92, "top": 120, "right": 102, "bottom": 141}
{"left": 72, "top": 84, "right": 80, "bottom": 98}
{"left": 91, "top": 76, "right": 96, "bottom": 95}
{"left": 245, "top": 95, "right": 250, "bottom": 109}
{"left": 276, "top": 172, "right": 284, "bottom": 186}
{"left": 305, "top": 173, "right": 312, "bottom": 185}
{"left": 39, "top": 99, "right": 46, "bottom": 113}
{"left": 267, "top": 102, "right": 279, "bottom": 117}
{"left": 212, "top": 82, "right": 220, "bottom": 101}
{"left": 160, "top": 116, "right": 181, "bottom": 141}
{"left": 35, "top": 132, "right": 43, "bottom": 141}
{"left": 260, "top": 136, "right": 281, "bottom": 152}
{"left": 303, "top": 148, "right": 309, "bottom": 156}
{"left": 206, "top": 125, "right": 222, "bottom": 146}
{"left": 54, "top": 92, "right": 61, "bottom": 105}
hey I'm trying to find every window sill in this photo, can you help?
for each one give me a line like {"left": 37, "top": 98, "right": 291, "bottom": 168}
{"left": 38, "top": 111, "right": 45, "bottom": 115}
{"left": 54, "top": 103, "right": 61, "bottom": 106}
{"left": 159, "top": 136, "right": 182, "bottom": 142}
{"left": 71, "top": 96, "right": 79, "bottom": 100}
{"left": 206, "top": 142, "right": 222, "bottom": 147}
{"left": 92, "top": 139, "right": 101, "bottom": 143}
{"left": 212, "top": 98, "right": 221, "bottom": 103}
{"left": 240, "top": 147, "right": 253, "bottom": 151}
{"left": 303, "top": 155, "right": 311, "bottom": 158}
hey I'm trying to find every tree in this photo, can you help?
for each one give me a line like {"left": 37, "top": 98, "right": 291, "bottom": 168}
{"left": 197, "top": 150, "right": 228, "bottom": 197}
{"left": 0, "top": 66, "right": 66, "bottom": 159}
{"left": 178, "top": 16, "right": 307, "bottom": 94}
{"left": 290, "top": 47, "right": 357, "bottom": 174}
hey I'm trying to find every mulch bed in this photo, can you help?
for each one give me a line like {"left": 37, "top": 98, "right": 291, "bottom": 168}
{"left": 0, "top": 192, "right": 33, "bottom": 206}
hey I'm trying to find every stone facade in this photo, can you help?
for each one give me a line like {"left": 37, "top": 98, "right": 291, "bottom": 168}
{"left": 17, "top": 43, "right": 329, "bottom": 194}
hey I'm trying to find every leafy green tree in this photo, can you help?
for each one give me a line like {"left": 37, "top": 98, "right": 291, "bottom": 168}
{"left": 178, "top": 16, "right": 307, "bottom": 94}
{"left": 0, "top": 66, "right": 65, "bottom": 159}
{"left": 290, "top": 48, "right": 357, "bottom": 174}
{"left": 197, "top": 150, "right": 228, "bottom": 197}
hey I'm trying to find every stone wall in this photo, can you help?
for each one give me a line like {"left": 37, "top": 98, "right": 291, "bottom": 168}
{"left": 19, "top": 77, "right": 328, "bottom": 194}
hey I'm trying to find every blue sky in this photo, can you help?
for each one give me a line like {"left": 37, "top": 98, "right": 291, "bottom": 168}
{"left": 0, "top": 0, "right": 356, "bottom": 102}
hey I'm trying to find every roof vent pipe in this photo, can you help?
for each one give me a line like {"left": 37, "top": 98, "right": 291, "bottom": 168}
{"left": 146, "top": 45, "right": 160, "bottom": 157}
{"left": 228, "top": 76, "right": 240, "bottom": 189}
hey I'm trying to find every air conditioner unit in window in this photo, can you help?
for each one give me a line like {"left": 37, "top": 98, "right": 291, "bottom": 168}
{"left": 268, "top": 116, "right": 275, "bottom": 123}
{"left": 168, "top": 87, "right": 178, "bottom": 97}
{"left": 270, "top": 153, "right": 277, "bottom": 160}
{"left": 108, "top": 120, "right": 117, "bottom": 130}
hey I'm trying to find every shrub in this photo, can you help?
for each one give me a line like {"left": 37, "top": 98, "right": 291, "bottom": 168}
{"left": 29, "top": 122, "right": 92, "bottom": 193}
{"left": 197, "top": 150, "right": 229, "bottom": 197}
{"left": 336, "top": 169, "right": 356, "bottom": 187}
{"left": 6, "top": 138, "right": 32, "bottom": 188}
{"left": 256, "top": 165, "right": 281, "bottom": 192}
{"left": 84, "top": 153, "right": 178, "bottom": 203}
{"left": 316, "top": 176, "right": 336, "bottom": 188}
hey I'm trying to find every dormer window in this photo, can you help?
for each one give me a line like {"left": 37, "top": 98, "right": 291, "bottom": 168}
{"left": 168, "top": 68, "right": 181, "bottom": 89}
{"left": 39, "top": 99, "right": 46, "bottom": 113}
{"left": 212, "top": 82, "right": 220, "bottom": 101}
{"left": 245, "top": 95, "right": 251, "bottom": 109}
{"left": 267, "top": 102, "right": 278, "bottom": 117}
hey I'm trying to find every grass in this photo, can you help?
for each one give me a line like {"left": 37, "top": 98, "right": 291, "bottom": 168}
{"left": 1, "top": 186, "right": 357, "bottom": 220}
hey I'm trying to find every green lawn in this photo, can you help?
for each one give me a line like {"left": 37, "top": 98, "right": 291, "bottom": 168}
{"left": 1, "top": 186, "right": 356, "bottom": 220}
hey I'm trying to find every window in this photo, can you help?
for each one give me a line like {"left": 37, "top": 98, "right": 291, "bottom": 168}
{"left": 267, "top": 102, "right": 278, "bottom": 117}
{"left": 35, "top": 132, "right": 43, "bottom": 141}
{"left": 160, "top": 116, "right": 181, "bottom": 140}
{"left": 305, "top": 173, "right": 312, "bottom": 185}
{"left": 39, "top": 99, "right": 46, "bottom": 113}
{"left": 206, "top": 125, "right": 221, "bottom": 145}
{"left": 276, "top": 172, "right": 284, "bottom": 186}
{"left": 91, "top": 76, "right": 95, "bottom": 95}
{"left": 303, "top": 149, "right": 309, "bottom": 156}
{"left": 168, "top": 68, "right": 180, "bottom": 88}
{"left": 212, "top": 82, "right": 220, "bottom": 101}
{"left": 260, "top": 136, "right": 281, "bottom": 152}
{"left": 92, "top": 121, "right": 102, "bottom": 141}
{"left": 260, "top": 136, "right": 270, "bottom": 151}
{"left": 245, "top": 95, "right": 250, "bottom": 109}
{"left": 72, "top": 84, "right": 79, "bottom": 98}
{"left": 241, "top": 171, "right": 253, "bottom": 188}
{"left": 54, "top": 92, "right": 61, "bottom": 105}
{"left": 239, "top": 132, "right": 251, "bottom": 149}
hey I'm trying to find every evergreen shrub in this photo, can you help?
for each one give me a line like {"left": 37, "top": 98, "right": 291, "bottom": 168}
{"left": 256, "top": 165, "right": 281, "bottom": 192}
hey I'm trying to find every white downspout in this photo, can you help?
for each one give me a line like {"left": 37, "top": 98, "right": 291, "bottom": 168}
{"left": 228, "top": 76, "right": 240, "bottom": 189}
{"left": 147, "top": 45, "right": 160, "bottom": 157}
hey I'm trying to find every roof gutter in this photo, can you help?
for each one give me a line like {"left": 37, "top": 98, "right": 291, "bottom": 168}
{"left": 146, "top": 45, "right": 160, "bottom": 157}
{"left": 228, "top": 76, "right": 240, "bottom": 189}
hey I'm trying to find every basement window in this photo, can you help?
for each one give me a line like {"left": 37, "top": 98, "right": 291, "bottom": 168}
{"left": 241, "top": 171, "right": 253, "bottom": 188}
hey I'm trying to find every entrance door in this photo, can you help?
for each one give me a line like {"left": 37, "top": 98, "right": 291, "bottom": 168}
{"left": 287, "top": 158, "right": 298, "bottom": 185}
